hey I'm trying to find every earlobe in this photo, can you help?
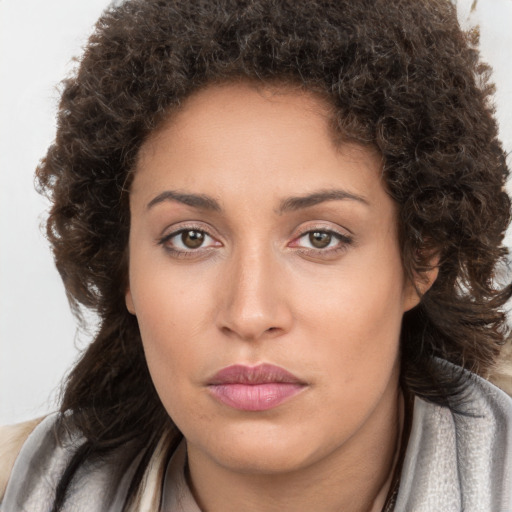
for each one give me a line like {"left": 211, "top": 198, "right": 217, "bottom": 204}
{"left": 125, "top": 288, "right": 136, "bottom": 315}
{"left": 403, "top": 264, "right": 439, "bottom": 312}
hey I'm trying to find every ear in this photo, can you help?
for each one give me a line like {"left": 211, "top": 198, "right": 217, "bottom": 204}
{"left": 403, "top": 256, "right": 440, "bottom": 312}
{"left": 125, "top": 287, "right": 136, "bottom": 315}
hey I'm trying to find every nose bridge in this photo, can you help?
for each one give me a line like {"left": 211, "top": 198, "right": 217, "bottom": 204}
{"left": 218, "top": 241, "right": 289, "bottom": 340}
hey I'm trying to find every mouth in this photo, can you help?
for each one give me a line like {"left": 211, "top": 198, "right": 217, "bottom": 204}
{"left": 207, "top": 363, "right": 307, "bottom": 411}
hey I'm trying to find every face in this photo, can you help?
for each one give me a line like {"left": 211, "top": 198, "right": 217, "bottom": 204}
{"left": 126, "top": 83, "right": 420, "bottom": 476}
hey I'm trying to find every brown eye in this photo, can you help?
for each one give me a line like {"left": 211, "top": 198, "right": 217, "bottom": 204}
{"left": 181, "top": 230, "right": 205, "bottom": 248}
{"left": 159, "top": 226, "right": 220, "bottom": 255}
{"left": 290, "top": 228, "right": 352, "bottom": 255}
{"left": 309, "top": 231, "right": 332, "bottom": 248}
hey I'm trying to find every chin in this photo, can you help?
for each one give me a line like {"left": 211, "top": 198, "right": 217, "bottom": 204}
{"left": 191, "top": 421, "right": 328, "bottom": 475}
{"left": 215, "top": 444, "right": 313, "bottom": 475}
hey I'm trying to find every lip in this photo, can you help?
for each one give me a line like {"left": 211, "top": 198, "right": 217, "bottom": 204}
{"left": 207, "top": 364, "right": 307, "bottom": 411}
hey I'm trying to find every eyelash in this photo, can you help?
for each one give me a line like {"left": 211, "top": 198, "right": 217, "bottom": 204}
{"left": 291, "top": 228, "right": 353, "bottom": 257}
{"left": 157, "top": 225, "right": 353, "bottom": 259}
{"left": 158, "top": 225, "right": 219, "bottom": 259}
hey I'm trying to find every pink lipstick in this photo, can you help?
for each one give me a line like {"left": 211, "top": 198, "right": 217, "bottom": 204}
{"left": 207, "top": 364, "right": 306, "bottom": 411}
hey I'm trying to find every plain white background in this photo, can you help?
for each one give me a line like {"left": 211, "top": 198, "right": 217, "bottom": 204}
{"left": 1, "top": 0, "right": 511, "bottom": 425}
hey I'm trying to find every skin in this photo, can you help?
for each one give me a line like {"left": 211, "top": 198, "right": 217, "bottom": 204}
{"left": 126, "top": 82, "right": 435, "bottom": 512}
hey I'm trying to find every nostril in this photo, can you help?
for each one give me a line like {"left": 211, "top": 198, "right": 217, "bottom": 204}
{"left": 220, "top": 325, "right": 282, "bottom": 340}
{"left": 266, "top": 327, "right": 281, "bottom": 334}
{"left": 221, "top": 326, "right": 233, "bottom": 336}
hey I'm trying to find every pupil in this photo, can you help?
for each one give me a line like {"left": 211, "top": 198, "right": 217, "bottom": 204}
{"left": 182, "top": 230, "right": 204, "bottom": 248}
{"left": 309, "top": 231, "right": 331, "bottom": 248}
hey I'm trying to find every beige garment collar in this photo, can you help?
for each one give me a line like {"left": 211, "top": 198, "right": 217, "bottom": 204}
{"left": 0, "top": 417, "right": 44, "bottom": 503}
{"left": 126, "top": 435, "right": 200, "bottom": 512}
{"left": 161, "top": 441, "right": 201, "bottom": 512}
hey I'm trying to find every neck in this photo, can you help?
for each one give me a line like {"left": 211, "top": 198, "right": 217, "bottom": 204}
{"left": 186, "top": 386, "right": 404, "bottom": 512}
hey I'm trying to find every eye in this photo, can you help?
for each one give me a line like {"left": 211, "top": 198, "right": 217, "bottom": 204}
{"left": 289, "top": 228, "right": 353, "bottom": 254}
{"left": 177, "top": 229, "right": 209, "bottom": 249}
{"left": 305, "top": 231, "right": 337, "bottom": 249}
{"left": 159, "top": 228, "right": 220, "bottom": 253}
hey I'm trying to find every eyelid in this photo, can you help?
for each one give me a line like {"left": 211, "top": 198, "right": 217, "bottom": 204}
{"left": 292, "top": 222, "right": 352, "bottom": 242}
{"left": 288, "top": 224, "right": 354, "bottom": 255}
{"left": 158, "top": 221, "right": 219, "bottom": 241}
{"left": 157, "top": 222, "right": 222, "bottom": 254}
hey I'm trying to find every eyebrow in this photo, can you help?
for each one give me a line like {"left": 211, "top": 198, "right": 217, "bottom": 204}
{"left": 276, "top": 189, "right": 369, "bottom": 214}
{"left": 147, "top": 190, "right": 222, "bottom": 211}
{"left": 146, "top": 188, "right": 368, "bottom": 213}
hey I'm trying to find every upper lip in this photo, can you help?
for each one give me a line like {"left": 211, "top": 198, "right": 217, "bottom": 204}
{"left": 208, "top": 363, "right": 305, "bottom": 385}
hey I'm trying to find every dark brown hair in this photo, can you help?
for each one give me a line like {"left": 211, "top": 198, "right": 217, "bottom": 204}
{"left": 37, "top": 0, "right": 511, "bottom": 508}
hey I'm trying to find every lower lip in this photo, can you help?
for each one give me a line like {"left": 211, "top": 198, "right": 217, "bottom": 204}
{"left": 208, "top": 383, "right": 305, "bottom": 411}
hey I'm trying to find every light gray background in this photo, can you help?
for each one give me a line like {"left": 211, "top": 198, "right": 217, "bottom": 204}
{"left": 1, "top": 0, "right": 511, "bottom": 424}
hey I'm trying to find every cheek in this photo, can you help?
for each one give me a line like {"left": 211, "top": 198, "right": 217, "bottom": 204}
{"left": 133, "top": 281, "right": 202, "bottom": 359}
{"left": 129, "top": 241, "right": 214, "bottom": 337}
{"left": 128, "top": 255, "right": 228, "bottom": 426}
{"left": 134, "top": 293, "right": 206, "bottom": 429}
{"left": 128, "top": 256, "right": 199, "bottom": 390}
{"left": 293, "top": 243, "right": 405, "bottom": 388}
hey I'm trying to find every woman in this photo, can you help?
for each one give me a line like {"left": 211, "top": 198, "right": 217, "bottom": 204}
{"left": 1, "top": 0, "right": 511, "bottom": 510}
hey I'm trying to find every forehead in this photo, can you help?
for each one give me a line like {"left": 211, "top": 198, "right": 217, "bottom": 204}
{"left": 141, "top": 81, "right": 337, "bottom": 156}
{"left": 132, "top": 82, "right": 389, "bottom": 217}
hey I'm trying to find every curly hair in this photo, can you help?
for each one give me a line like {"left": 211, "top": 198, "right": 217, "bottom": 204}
{"left": 36, "top": 0, "right": 511, "bottom": 508}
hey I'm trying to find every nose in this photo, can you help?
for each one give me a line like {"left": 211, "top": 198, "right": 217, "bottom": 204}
{"left": 216, "top": 246, "right": 293, "bottom": 341}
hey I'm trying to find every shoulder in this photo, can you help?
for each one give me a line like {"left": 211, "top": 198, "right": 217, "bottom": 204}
{"left": 1, "top": 413, "right": 125, "bottom": 511}
{"left": 0, "top": 413, "right": 171, "bottom": 512}
{"left": 488, "top": 340, "right": 512, "bottom": 396}
{"left": 396, "top": 363, "right": 512, "bottom": 511}
{"left": 0, "top": 414, "right": 80, "bottom": 511}
{"left": 0, "top": 417, "right": 45, "bottom": 502}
